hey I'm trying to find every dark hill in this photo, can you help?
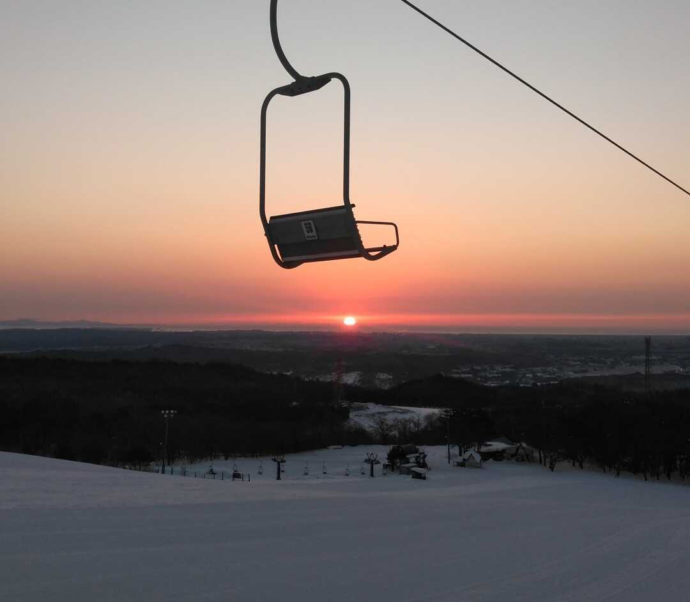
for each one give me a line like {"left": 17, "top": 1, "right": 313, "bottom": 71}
{"left": 0, "top": 356, "right": 348, "bottom": 464}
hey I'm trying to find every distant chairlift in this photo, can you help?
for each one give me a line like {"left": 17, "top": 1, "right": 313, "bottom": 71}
{"left": 259, "top": 0, "right": 399, "bottom": 269}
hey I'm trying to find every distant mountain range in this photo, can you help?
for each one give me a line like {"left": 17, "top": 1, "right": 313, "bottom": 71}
{"left": 0, "top": 319, "right": 145, "bottom": 330}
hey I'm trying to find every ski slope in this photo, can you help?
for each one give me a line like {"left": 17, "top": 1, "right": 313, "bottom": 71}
{"left": 3, "top": 447, "right": 690, "bottom": 601}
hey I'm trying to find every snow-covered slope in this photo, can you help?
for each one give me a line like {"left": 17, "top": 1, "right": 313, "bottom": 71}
{"left": 347, "top": 402, "right": 440, "bottom": 431}
{"left": 3, "top": 447, "right": 690, "bottom": 601}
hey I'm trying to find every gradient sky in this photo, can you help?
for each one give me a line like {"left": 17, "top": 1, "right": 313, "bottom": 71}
{"left": 1, "top": 0, "right": 689, "bottom": 332}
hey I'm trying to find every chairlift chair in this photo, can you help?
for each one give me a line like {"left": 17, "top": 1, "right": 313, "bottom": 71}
{"left": 260, "top": 1, "right": 399, "bottom": 269}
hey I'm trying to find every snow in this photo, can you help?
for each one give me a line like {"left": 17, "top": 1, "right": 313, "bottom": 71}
{"left": 347, "top": 402, "right": 440, "bottom": 431}
{"left": 341, "top": 371, "right": 361, "bottom": 385}
{"left": 3, "top": 447, "right": 690, "bottom": 601}
{"left": 478, "top": 441, "right": 514, "bottom": 453}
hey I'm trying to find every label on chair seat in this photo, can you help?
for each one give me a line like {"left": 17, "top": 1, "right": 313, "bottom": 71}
{"left": 301, "top": 220, "right": 318, "bottom": 240}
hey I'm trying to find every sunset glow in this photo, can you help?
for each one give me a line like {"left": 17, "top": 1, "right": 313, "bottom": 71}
{"left": 343, "top": 316, "right": 357, "bottom": 327}
{"left": 1, "top": 2, "right": 689, "bottom": 333}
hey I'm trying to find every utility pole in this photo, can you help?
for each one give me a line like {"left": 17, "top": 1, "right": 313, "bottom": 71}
{"left": 644, "top": 336, "right": 652, "bottom": 393}
{"left": 447, "top": 411, "right": 451, "bottom": 464}
{"left": 160, "top": 409, "right": 177, "bottom": 474}
{"left": 442, "top": 408, "right": 453, "bottom": 464}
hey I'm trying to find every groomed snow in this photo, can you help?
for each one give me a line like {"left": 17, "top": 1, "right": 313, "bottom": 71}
{"left": 3, "top": 447, "right": 690, "bottom": 601}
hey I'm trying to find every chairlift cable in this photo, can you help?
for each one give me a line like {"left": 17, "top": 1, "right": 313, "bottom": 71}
{"left": 270, "top": 0, "right": 302, "bottom": 80}
{"left": 400, "top": 0, "right": 690, "bottom": 198}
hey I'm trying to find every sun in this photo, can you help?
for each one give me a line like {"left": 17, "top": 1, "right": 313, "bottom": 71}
{"left": 343, "top": 316, "right": 357, "bottom": 327}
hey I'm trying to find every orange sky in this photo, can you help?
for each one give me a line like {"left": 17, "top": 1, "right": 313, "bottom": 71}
{"left": 1, "top": 1, "right": 689, "bottom": 332}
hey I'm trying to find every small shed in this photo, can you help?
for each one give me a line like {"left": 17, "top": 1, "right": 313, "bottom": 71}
{"left": 477, "top": 440, "right": 516, "bottom": 461}
{"left": 410, "top": 467, "right": 428, "bottom": 480}
{"left": 399, "top": 444, "right": 419, "bottom": 455}
{"left": 457, "top": 450, "right": 483, "bottom": 468}
{"left": 511, "top": 442, "right": 536, "bottom": 462}
{"left": 399, "top": 462, "right": 418, "bottom": 476}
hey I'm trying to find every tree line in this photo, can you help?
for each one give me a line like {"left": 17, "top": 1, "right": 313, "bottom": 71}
{"left": 378, "top": 374, "right": 690, "bottom": 481}
{"left": 3, "top": 356, "right": 690, "bottom": 482}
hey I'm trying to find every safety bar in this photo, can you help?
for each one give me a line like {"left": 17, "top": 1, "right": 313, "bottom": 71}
{"left": 356, "top": 221, "right": 400, "bottom": 260}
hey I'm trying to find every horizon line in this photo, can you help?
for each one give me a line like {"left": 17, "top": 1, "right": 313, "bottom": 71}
{"left": 1, "top": 313, "right": 689, "bottom": 336}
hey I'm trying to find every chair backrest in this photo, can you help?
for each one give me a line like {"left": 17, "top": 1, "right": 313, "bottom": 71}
{"left": 268, "top": 205, "right": 362, "bottom": 263}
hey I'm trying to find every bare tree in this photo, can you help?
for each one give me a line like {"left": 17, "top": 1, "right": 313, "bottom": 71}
{"left": 372, "top": 415, "right": 393, "bottom": 443}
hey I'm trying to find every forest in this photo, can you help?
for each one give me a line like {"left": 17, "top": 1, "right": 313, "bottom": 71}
{"left": 2, "top": 356, "right": 690, "bottom": 482}
{"left": 379, "top": 374, "right": 690, "bottom": 481}
{"left": 0, "top": 356, "right": 350, "bottom": 466}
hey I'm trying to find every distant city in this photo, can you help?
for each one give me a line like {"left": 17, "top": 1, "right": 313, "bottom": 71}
{"left": 1, "top": 322, "right": 688, "bottom": 390}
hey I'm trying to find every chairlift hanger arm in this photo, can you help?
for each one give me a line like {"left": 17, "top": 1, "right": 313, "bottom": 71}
{"left": 270, "top": 0, "right": 332, "bottom": 95}
{"left": 263, "top": 0, "right": 351, "bottom": 210}
{"left": 259, "top": 74, "right": 352, "bottom": 225}
{"left": 270, "top": 0, "right": 301, "bottom": 81}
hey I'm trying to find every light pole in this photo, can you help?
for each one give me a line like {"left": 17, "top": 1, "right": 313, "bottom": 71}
{"left": 272, "top": 455, "right": 285, "bottom": 480}
{"left": 443, "top": 408, "right": 453, "bottom": 464}
{"left": 161, "top": 409, "right": 177, "bottom": 474}
{"left": 365, "top": 452, "right": 380, "bottom": 477}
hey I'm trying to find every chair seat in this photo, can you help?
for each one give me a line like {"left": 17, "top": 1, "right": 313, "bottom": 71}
{"left": 268, "top": 206, "right": 361, "bottom": 263}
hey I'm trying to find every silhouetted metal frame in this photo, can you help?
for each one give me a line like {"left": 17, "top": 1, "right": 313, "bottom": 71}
{"left": 260, "top": 0, "right": 399, "bottom": 269}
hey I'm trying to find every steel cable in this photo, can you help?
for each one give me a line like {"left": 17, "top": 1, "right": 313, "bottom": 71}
{"left": 400, "top": 0, "right": 690, "bottom": 198}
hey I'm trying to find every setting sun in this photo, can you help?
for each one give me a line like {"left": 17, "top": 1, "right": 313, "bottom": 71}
{"left": 343, "top": 316, "right": 357, "bottom": 327}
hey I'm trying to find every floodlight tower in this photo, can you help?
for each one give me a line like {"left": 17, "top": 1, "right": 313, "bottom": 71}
{"left": 442, "top": 408, "right": 454, "bottom": 464}
{"left": 333, "top": 356, "right": 345, "bottom": 406}
{"left": 160, "top": 409, "right": 177, "bottom": 474}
